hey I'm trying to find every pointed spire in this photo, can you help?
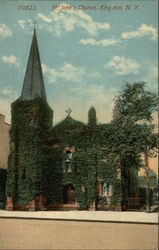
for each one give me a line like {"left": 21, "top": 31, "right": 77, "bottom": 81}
{"left": 21, "top": 29, "right": 47, "bottom": 101}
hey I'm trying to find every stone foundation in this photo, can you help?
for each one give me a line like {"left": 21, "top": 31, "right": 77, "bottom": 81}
{"left": 6, "top": 195, "right": 48, "bottom": 211}
{"left": 6, "top": 196, "right": 121, "bottom": 211}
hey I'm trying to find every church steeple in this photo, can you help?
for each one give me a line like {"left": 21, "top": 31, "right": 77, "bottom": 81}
{"left": 21, "top": 29, "right": 46, "bottom": 101}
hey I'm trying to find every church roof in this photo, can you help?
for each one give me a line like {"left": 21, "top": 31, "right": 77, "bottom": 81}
{"left": 20, "top": 29, "right": 46, "bottom": 101}
{"left": 53, "top": 116, "right": 85, "bottom": 130}
{"left": 50, "top": 115, "right": 86, "bottom": 144}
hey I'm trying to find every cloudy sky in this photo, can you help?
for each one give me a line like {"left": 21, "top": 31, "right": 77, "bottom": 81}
{"left": 0, "top": 0, "right": 158, "bottom": 124}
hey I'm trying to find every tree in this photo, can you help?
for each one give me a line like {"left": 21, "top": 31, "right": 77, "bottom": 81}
{"left": 113, "top": 82, "right": 157, "bottom": 123}
{"left": 111, "top": 82, "right": 157, "bottom": 210}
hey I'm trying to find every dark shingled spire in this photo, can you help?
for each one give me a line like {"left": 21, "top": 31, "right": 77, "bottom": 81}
{"left": 21, "top": 29, "right": 46, "bottom": 101}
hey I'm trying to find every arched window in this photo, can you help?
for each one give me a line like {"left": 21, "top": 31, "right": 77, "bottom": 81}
{"left": 66, "top": 150, "right": 72, "bottom": 172}
{"left": 64, "top": 146, "right": 75, "bottom": 173}
{"left": 103, "top": 181, "right": 110, "bottom": 196}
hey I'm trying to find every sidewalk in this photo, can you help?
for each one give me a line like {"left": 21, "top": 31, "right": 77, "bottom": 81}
{"left": 0, "top": 210, "right": 158, "bottom": 224}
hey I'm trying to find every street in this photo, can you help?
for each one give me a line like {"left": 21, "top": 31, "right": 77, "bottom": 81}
{"left": 0, "top": 218, "right": 158, "bottom": 249}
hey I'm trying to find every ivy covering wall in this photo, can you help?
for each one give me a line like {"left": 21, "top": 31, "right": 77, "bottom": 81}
{"left": 6, "top": 97, "right": 54, "bottom": 205}
{"left": 6, "top": 99, "right": 125, "bottom": 210}
{"left": 50, "top": 111, "right": 122, "bottom": 210}
{"left": 43, "top": 147, "right": 63, "bottom": 204}
{"left": 6, "top": 100, "right": 127, "bottom": 209}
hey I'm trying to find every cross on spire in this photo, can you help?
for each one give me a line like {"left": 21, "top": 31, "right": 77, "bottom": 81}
{"left": 32, "top": 21, "right": 38, "bottom": 29}
{"left": 65, "top": 108, "right": 72, "bottom": 117}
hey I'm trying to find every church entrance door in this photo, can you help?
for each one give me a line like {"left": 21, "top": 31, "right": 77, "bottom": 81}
{"left": 63, "top": 183, "right": 75, "bottom": 204}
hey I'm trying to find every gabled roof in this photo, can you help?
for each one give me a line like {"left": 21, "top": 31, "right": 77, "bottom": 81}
{"left": 20, "top": 29, "right": 46, "bottom": 101}
{"left": 50, "top": 116, "right": 86, "bottom": 146}
{"left": 53, "top": 116, "right": 85, "bottom": 130}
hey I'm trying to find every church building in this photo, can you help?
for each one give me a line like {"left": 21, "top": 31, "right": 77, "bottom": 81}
{"left": 6, "top": 30, "right": 123, "bottom": 211}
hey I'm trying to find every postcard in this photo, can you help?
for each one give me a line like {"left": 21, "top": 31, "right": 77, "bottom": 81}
{"left": 0, "top": 0, "right": 158, "bottom": 249}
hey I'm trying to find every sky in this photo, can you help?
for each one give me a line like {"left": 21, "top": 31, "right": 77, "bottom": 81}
{"left": 0, "top": 0, "right": 158, "bottom": 125}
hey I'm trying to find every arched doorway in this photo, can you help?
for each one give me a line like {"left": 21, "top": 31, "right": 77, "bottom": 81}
{"left": 63, "top": 183, "right": 75, "bottom": 204}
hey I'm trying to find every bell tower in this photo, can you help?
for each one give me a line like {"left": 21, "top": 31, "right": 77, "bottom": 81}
{"left": 6, "top": 29, "right": 53, "bottom": 211}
